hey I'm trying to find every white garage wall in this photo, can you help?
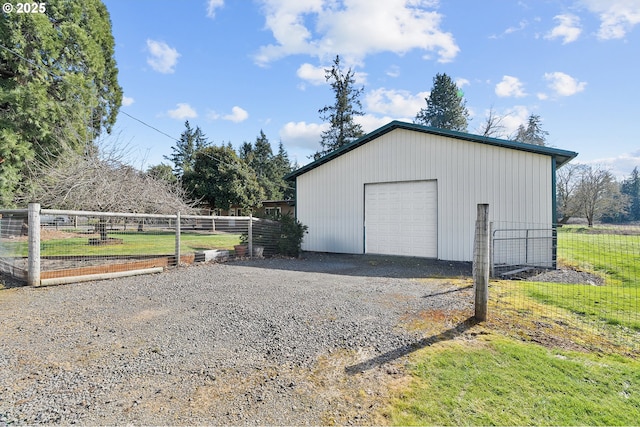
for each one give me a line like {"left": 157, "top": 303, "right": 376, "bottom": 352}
{"left": 296, "top": 128, "right": 553, "bottom": 262}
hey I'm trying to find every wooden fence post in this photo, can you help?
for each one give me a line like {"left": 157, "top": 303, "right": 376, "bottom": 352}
{"left": 27, "top": 203, "right": 40, "bottom": 286}
{"left": 474, "top": 204, "right": 489, "bottom": 321}
{"left": 175, "top": 211, "right": 181, "bottom": 266}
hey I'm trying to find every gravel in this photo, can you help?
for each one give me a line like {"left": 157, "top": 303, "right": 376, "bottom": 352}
{"left": 0, "top": 253, "right": 473, "bottom": 425}
{"left": 528, "top": 268, "right": 605, "bottom": 285}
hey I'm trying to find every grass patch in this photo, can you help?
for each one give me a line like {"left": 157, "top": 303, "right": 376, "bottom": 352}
{"left": 557, "top": 226, "right": 640, "bottom": 288}
{"left": 523, "top": 281, "right": 640, "bottom": 331}
{"left": 384, "top": 225, "right": 640, "bottom": 426}
{"left": 517, "top": 226, "right": 640, "bottom": 330}
{"left": 1, "top": 231, "right": 241, "bottom": 257}
{"left": 387, "top": 335, "right": 640, "bottom": 426}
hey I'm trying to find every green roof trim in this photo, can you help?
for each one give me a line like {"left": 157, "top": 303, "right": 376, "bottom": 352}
{"left": 285, "top": 120, "right": 578, "bottom": 181}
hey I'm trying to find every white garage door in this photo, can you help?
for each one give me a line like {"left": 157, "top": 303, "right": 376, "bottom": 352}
{"left": 365, "top": 180, "right": 437, "bottom": 258}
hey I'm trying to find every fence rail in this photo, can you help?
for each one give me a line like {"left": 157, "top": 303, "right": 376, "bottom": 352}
{"left": 0, "top": 204, "right": 281, "bottom": 286}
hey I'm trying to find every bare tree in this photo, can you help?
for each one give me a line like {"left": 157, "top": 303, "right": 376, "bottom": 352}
{"left": 17, "top": 140, "right": 196, "bottom": 234}
{"left": 476, "top": 107, "right": 507, "bottom": 138}
{"left": 573, "top": 165, "right": 628, "bottom": 226}
{"left": 556, "top": 163, "right": 587, "bottom": 224}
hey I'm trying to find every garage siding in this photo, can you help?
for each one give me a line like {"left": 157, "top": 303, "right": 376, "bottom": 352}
{"left": 296, "top": 128, "right": 552, "bottom": 261}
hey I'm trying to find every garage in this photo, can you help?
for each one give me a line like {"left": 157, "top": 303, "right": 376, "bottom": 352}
{"left": 364, "top": 180, "right": 437, "bottom": 258}
{"left": 287, "top": 120, "right": 578, "bottom": 262}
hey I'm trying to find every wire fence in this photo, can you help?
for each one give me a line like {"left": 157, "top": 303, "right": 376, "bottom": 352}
{"left": 491, "top": 220, "right": 640, "bottom": 347}
{"left": 0, "top": 205, "right": 281, "bottom": 286}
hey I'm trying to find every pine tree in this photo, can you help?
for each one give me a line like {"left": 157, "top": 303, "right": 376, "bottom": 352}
{"left": 414, "top": 73, "right": 469, "bottom": 132}
{"left": 513, "top": 114, "right": 548, "bottom": 146}
{"left": 274, "top": 141, "right": 294, "bottom": 200}
{"left": 315, "top": 55, "right": 365, "bottom": 160}
{"left": 621, "top": 167, "right": 640, "bottom": 222}
{"left": 165, "top": 121, "right": 209, "bottom": 178}
{"left": 239, "top": 132, "right": 293, "bottom": 201}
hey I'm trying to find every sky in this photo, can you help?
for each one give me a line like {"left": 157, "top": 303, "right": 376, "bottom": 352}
{"left": 101, "top": 0, "right": 640, "bottom": 179}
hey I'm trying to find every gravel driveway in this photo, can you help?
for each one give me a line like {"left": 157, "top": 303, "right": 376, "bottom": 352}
{"left": 0, "top": 253, "right": 473, "bottom": 425}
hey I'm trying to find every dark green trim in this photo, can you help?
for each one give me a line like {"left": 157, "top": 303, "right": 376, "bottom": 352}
{"left": 551, "top": 156, "right": 558, "bottom": 224}
{"left": 551, "top": 156, "right": 558, "bottom": 269}
{"left": 285, "top": 120, "right": 578, "bottom": 181}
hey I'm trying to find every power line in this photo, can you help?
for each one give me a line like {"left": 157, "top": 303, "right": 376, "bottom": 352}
{"left": 119, "top": 111, "right": 179, "bottom": 142}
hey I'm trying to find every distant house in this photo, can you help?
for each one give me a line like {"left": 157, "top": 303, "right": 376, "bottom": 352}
{"left": 214, "top": 199, "right": 295, "bottom": 217}
{"left": 286, "top": 120, "right": 577, "bottom": 265}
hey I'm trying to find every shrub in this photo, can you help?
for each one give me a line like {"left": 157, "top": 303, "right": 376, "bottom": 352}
{"left": 239, "top": 213, "right": 308, "bottom": 257}
{"left": 276, "top": 214, "right": 308, "bottom": 257}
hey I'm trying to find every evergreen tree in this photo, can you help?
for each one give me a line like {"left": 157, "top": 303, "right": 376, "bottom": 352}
{"left": 414, "top": 73, "right": 469, "bottom": 132}
{"left": 183, "top": 145, "right": 264, "bottom": 213}
{"left": 274, "top": 141, "right": 295, "bottom": 200}
{"left": 0, "top": 0, "right": 122, "bottom": 205}
{"left": 513, "top": 114, "right": 548, "bottom": 146}
{"left": 315, "top": 55, "right": 365, "bottom": 160}
{"left": 621, "top": 166, "right": 640, "bottom": 222}
{"left": 165, "top": 121, "right": 209, "bottom": 177}
{"left": 147, "top": 163, "right": 178, "bottom": 185}
{"left": 239, "top": 131, "right": 293, "bottom": 201}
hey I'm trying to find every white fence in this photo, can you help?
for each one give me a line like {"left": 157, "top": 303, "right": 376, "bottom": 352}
{"left": 0, "top": 204, "right": 280, "bottom": 286}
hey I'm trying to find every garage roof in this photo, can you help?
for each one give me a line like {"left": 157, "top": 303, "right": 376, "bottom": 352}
{"left": 286, "top": 120, "right": 578, "bottom": 180}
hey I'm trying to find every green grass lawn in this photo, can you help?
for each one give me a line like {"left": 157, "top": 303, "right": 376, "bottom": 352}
{"left": 518, "top": 225, "right": 640, "bottom": 330}
{"left": 1, "top": 231, "right": 242, "bottom": 257}
{"left": 387, "top": 335, "right": 640, "bottom": 426}
{"left": 557, "top": 226, "right": 640, "bottom": 287}
{"left": 386, "top": 224, "right": 640, "bottom": 426}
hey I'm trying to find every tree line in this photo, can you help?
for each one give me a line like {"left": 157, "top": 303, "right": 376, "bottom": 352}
{"left": 320, "top": 56, "right": 639, "bottom": 225}
{"left": 317, "top": 57, "right": 551, "bottom": 158}
{"left": 2, "top": 3, "right": 637, "bottom": 226}
{"left": 558, "top": 165, "right": 640, "bottom": 226}
{"left": 157, "top": 122, "right": 295, "bottom": 214}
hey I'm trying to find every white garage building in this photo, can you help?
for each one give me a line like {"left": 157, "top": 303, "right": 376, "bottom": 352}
{"left": 286, "top": 121, "right": 578, "bottom": 264}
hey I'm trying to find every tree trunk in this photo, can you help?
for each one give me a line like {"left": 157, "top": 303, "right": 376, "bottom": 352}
{"left": 97, "top": 218, "right": 108, "bottom": 240}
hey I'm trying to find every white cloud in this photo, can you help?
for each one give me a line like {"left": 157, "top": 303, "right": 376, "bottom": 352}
{"left": 297, "top": 60, "right": 368, "bottom": 90}
{"left": 544, "top": 72, "right": 587, "bottom": 96}
{"left": 223, "top": 106, "right": 249, "bottom": 123}
{"left": 545, "top": 14, "right": 582, "bottom": 44}
{"left": 122, "top": 96, "right": 134, "bottom": 107}
{"left": 255, "top": 0, "right": 459, "bottom": 65}
{"left": 207, "top": 106, "right": 249, "bottom": 122}
{"left": 146, "top": 39, "right": 180, "bottom": 74}
{"left": 581, "top": 150, "right": 640, "bottom": 180}
{"left": 581, "top": 0, "right": 640, "bottom": 40}
{"left": 167, "top": 103, "right": 197, "bottom": 120}
{"left": 490, "top": 20, "right": 528, "bottom": 38}
{"left": 495, "top": 75, "right": 527, "bottom": 98}
{"left": 455, "top": 78, "right": 470, "bottom": 89}
{"left": 499, "top": 105, "right": 530, "bottom": 136}
{"left": 279, "top": 121, "right": 329, "bottom": 150}
{"left": 357, "top": 114, "right": 401, "bottom": 133}
{"left": 206, "top": 0, "right": 224, "bottom": 18}
{"left": 297, "top": 63, "right": 327, "bottom": 85}
{"left": 386, "top": 65, "right": 401, "bottom": 78}
{"left": 365, "top": 88, "right": 429, "bottom": 117}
